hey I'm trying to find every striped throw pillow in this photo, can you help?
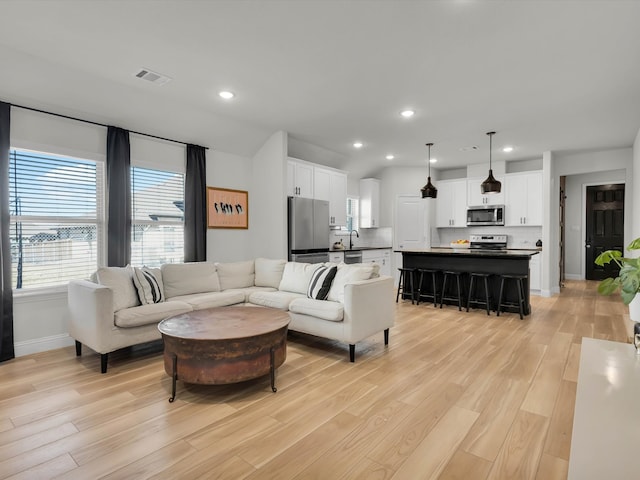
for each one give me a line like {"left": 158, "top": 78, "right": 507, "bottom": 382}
{"left": 132, "top": 267, "right": 165, "bottom": 305}
{"left": 307, "top": 266, "right": 338, "bottom": 300}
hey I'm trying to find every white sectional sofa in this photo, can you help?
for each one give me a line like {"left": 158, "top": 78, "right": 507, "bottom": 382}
{"left": 67, "top": 258, "right": 395, "bottom": 372}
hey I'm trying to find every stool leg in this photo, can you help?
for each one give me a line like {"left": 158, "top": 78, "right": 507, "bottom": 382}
{"left": 483, "top": 276, "right": 491, "bottom": 316}
{"left": 416, "top": 271, "right": 425, "bottom": 305}
{"left": 455, "top": 274, "right": 462, "bottom": 311}
{"left": 396, "top": 271, "right": 403, "bottom": 303}
{"left": 466, "top": 276, "right": 475, "bottom": 312}
{"left": 497, "top": 277, "right": 505, "bottom": 317}
{"left": 409, "top": 271, "right": 415, "bottom": 305}
{"left": 516, "top": 278, "right": 524, "bottom": 320}
{"left": 440, "top": 274, "right": 448, "bottom": 309}
{"left": 431, "top": 272, "right": 438, "bottom": 307}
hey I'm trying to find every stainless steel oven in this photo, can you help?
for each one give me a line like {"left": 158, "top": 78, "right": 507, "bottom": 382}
{"left": 466, "top": 205, "right": 505, "bottom": 226}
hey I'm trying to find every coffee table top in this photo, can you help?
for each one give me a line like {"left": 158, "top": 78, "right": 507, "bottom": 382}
{"left": 158, "top": 306, "right": 290, "bottom": 341}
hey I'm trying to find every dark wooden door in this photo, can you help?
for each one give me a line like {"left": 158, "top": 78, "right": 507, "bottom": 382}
{"left": 585, "top": 184, "right": 625, "bottom": 280}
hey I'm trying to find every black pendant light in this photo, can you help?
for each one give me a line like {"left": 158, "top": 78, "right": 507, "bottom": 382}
{"left": 480, "top": 131, "right": 502, "bottom": 194}
{"left": 421, "top": 142, "right": 438, "bottom": 198}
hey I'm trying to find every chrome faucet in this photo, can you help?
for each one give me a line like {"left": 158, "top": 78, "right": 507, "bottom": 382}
{"left": 349, "top": 230, "right": 359, "bottom": 249}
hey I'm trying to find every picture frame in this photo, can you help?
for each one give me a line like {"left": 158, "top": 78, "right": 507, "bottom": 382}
{"left": 207, "top": 187, "right": 248, "bottom": 229}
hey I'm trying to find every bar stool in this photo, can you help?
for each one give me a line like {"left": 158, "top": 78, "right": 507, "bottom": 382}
{"left": 396, "top": 268, "right": 416, "bottom": 304}
{"left": 467, "top": 272, "right": 492, "bottom": 315}
{"left": 497, "top": 274, "right": 527, "bottom": 319}
{"left": 416, "top": 268, "right": 439, "bottom": 307}
{"left": 440, "top": 271, "right": 465, "bottom": 311}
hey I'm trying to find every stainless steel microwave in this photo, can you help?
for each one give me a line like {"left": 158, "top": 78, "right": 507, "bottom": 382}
{"left": 467, "top": 205, "right": 505, "bottom": 226}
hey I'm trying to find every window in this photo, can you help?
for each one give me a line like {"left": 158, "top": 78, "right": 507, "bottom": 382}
{"left": 9, "top": 149, "right": 104, "bottom": 290}
{"left": 346, "top": 196, "right": 359, "bottom": 232}
{"left": 131, "top": 166, "right": 184, "bottom": 267}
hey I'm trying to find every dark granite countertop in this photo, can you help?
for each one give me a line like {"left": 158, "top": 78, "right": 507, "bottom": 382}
{"left": 396, "top": 248, "right": 540, "bottom": 258}
{"left": 329, "top": 246, "right": 392, "bottom": 252}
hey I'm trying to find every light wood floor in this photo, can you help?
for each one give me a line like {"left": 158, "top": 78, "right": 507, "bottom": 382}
{"left": 0, "top": 280, "right": 629, "bottom": 479}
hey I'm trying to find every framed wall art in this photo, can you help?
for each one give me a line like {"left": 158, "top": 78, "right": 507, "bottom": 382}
{"left": 207, "top": 187, "right": 248, "bottom": 229}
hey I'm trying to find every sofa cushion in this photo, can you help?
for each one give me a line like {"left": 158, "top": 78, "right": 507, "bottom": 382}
{"left": 307, "top": 265, "right": 338, "bottom": 300}
{"left": 215, "top": 260, "right": 255, "bottom": 290}
{"left": 161, "top": 262, "right": 220, "bottom": 298}
{"left": 327, "top": 263, "right": 380, "bottom": 303}
{"left": 248, "top": 290, "right": 305, "bottom": 310}
{"left": 95, "top": 265, "right": 140, "bottom": 312}
{"left": 114, "top": 301, "right": 192, "bottom": 328}
{"left": 289, "top": 298, "right": 344, "bottom": 322}
{"left": 168, "top": 291, "right": 246, "bottom": 309}
{"left": 132, "top": 267, "right": 164, "bottom": 305}
{"left": 254, "top": 258, "right": 286, "bottom": 288}
{"left": 224, "top": 286, "right": 278, "bottom": 302}
{"left": 278, "top": 262, "right": 324, "bottom": 294}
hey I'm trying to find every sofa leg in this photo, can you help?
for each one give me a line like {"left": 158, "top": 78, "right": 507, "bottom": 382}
{"left": 349, "top": 344, "right": 355, "bottom": 363}
{"left": 75, "top": 340, "right": 82, "bottom": 356}
{"left": 384, "top": 328, "right": 389, "bottom": 345}
{"left": 101, "top": 353, "right": 108, "bottom": 374}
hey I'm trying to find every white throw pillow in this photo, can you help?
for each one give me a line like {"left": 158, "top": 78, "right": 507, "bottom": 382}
{"left": 131, "top": 267, "right": 165, "bottom": 305}
{"left": 95, "top": 265, "right": 140, "bottom": 312}
{"left": 161, "top": 262, "right": 220, "bottom": 298}
{"left": 215, "top": 260, "right": 255, "bottom": 290}
{"left": 278, "top": 262, "right": 324, "bottom": 294}
{"left": 254, "top": 258, "right": 286, "bottom": 288}
{"left": 327, "top": 263, "right": 380, "bottom": 303}
{"left": 307, "top": 265, "right": 338, "bottom": 300}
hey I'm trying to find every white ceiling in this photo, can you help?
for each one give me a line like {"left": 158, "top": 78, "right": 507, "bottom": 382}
{"left": 1, "top": 0, "right": 640, "bottom": 177}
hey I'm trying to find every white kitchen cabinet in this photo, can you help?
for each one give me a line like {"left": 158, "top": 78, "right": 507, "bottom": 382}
{"left": 529, "top": 252, "right": 542, "bottom": 292}
{"left": 360, "top": 178, "right": 380, "bottom": 228}
{"left": 329, "top": 251, "right": 344, "bottom": 264}
{"left": 505, "top": 171, "right": 543, "bottom": 226}
{"left": 362, "top": 249, "right": 391, "bottom": 276}
{"left": 314, "top": 166, "right": 347, "bottom": 226}
{"left": 436, "top": 179, "right": 467, "bottom": 227}
{"left": 287, "top": 158, "right": 314, "bottom": 198}
{"left": 467, "top": 176, "right": 505, "bottom": 207}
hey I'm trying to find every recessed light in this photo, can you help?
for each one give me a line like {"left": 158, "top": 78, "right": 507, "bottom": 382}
{"left": 353, "top": 142, "right": 363, "bottom": 149}
{"left": 502, "top": 146, "right": 514, "bottom": 153}
{"left": 400, "top": 109, "right": 415, "bottom": 118}
{"left": 219, "top": 91, "right": 235, "bottom": 100}
{"left": 430, "top": 158, "right": 437, "bottom": 163}
{"left": 386, "top": 154, "right": 394, "bottom": 160}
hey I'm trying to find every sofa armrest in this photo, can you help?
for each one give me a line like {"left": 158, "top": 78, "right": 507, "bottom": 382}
{"left": 67, "top": 279, "right": 115, "bottom": 354}
{"left": 342, "top": 275, "right": 395, "bottom": 344}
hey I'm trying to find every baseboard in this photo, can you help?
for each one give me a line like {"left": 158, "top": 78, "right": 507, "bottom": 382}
{"left": 14, "top": 333, "right": 75, "bottom": 357}
{"left": 565, "top": 274, "right": 582, "bottom": 281}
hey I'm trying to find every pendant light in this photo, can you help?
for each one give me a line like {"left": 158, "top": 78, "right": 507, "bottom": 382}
{"left": 421, "top": 142, "right": 437, "bottom": 198}
{"left": 480, "top": 131, "right": 502, "bottom": 194}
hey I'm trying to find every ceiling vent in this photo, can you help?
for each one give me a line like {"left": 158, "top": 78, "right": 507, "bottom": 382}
{"left": 459, "top": 146, "right": 479, "bottom": 152}
{"left": 133, "top": 68, "right": 171, "bottom": 86}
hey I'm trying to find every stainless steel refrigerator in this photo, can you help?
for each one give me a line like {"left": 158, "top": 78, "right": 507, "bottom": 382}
{"left": 288, "top": 196, "right": 330, "bottom": 263}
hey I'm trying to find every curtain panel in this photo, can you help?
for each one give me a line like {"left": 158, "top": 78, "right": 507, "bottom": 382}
{"left": 184, "top": 144, "right": 207, "bottom": 262}
{"left": 106, "top": 127, "right": 131, "bottom": 267}
{"left": 0, "top": 102, "right": 15, "bottom": 362}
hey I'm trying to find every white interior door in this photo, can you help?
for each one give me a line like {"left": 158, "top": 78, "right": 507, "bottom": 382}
{"left": 394, "top": 195, "right": 428, "bottom": 282}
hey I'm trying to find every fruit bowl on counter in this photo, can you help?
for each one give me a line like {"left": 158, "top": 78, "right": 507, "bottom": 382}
{"left": 449, "top": 240, "right": 470, "bottom": 249}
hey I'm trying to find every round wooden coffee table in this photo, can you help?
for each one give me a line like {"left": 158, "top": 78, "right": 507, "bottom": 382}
{"left": 158, "top": 306, "right": 289, "bottom": 402}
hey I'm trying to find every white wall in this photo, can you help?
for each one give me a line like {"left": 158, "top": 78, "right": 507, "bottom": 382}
{"left": 633, "top": 129, "right": 640, "bottom": 243}
{"left": 206, "top": 150, "right": 253, "bottom": 262}
{"left": 564, "top": 169, "right": 626, "bottom": 279}
{"left": 251, "top": 130, "right": 288, "bottom": 259}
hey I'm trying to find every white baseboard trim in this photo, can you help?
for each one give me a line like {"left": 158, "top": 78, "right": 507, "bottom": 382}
{"left": 14, "top": 333, "right": 75, "bottom": 357}
{"left": 565, "top": 274, "right": 582, "bottom": 281}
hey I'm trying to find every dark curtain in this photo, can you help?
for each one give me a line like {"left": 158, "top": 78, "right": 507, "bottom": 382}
{"left": 106, "top": 127, "right": 131, "bottom": 267}
{"left": 184, "top": 144, "right": 207, "bottom": 262}
{"left": 0, "top": 102, "right": 15, "bottom": 362}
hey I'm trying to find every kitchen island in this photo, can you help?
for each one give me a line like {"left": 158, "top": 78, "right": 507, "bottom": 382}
{"left": 398, "top": 248, "right": 540, "bottom": 315}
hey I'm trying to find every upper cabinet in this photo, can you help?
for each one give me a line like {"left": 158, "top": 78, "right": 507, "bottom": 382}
{"left": 467, "top": 176, "right": 505, "bottom": 207}
{"left": 504, "top": 171, "right": 543, "bottom": 226}
{"left": 360, "top": 178, "right": 380, "bottom": 228}
{"left": 436, "top": 179, "right": 467, "bottom": 227}
{"left": 314, "top": 166, "right": 347, "bottom": 226}
{"left": 287, "top": 158, "right": 314, "bottom": 198}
